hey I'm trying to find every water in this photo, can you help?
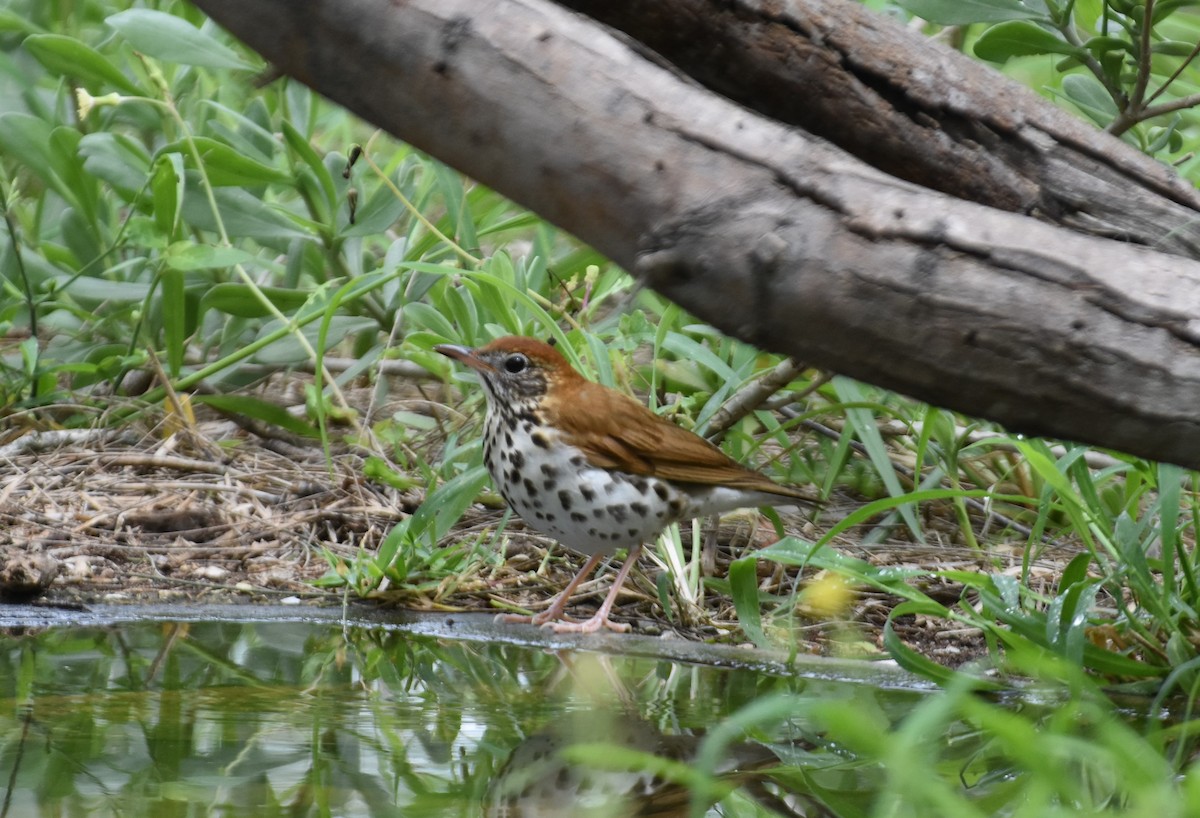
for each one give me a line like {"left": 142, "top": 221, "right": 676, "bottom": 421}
{"left": 5, "top": 604, "right": 1166, "bottom": 817}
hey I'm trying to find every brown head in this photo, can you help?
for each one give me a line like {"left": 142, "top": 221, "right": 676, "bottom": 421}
{"left": 434, "top": 336, "right": 582, "bottom": 405}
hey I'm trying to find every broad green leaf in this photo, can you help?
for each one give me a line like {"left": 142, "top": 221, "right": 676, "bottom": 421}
{"left": 897, "top": 0, "right": 1046, "bottom": 25}
{"left": 974, "top": 21, "right": 1083, "bottom": 62}
{"left": 0, "top": 10, "right": 44, "bottom": 34}
{"left": 49, "top": 127, "right": 99, "bottom": 227}
{"left": 405, "top": 301, "right": 459, "bottom": 339}
{"left": 1152, "top": 40, "right": 1200, "bottom": 57}
{"left": 24, "top": 34, "right": 142, "bottom": 94}
{"left": 159, "top": 137, "right": 292, "bottom": 187}
{"left": 1058, "top": 74, "right": 1119, "bottom": 127}
{"left": 195, "top": 394, "right": 320, "bottom": 437}
{"left": 165, "top": 242, "right": 257, "bottom": 272}
{"left": 199, "top": 282, "right": 311, "bottom": 317}
{"left": 0, "top": 113, "right": 72, "bottom": 204}
{"left": 152, "top": 153, "right": 186, "bottom": 239}
{"left": 78, "top": 131, "right": 152, "bottom": 199}
{"left": 161, "top": 267, "right": 185, "bottom": 376}
{"left": 54, "top": 275, "right": 151, "bottom": 306}
{"left": 179, "top": 186, "right": 308, "bottom": 244}
{"left": 106, "top": 10, "right": 255, "bottom": 70}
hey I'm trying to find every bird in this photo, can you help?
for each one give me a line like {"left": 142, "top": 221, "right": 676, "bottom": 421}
{"left": 484, "top": 711, "right": 805, "bottom": 818}
{"left": 435, "top": 335, "right": 815, "bottom": 634}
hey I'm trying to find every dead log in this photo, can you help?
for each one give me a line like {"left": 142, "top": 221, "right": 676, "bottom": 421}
{"left": 190, "top": 0, "right": 1200, "bottom": 469}
{"left": 561, "top": 0, "right": 1200, "bottom": 256}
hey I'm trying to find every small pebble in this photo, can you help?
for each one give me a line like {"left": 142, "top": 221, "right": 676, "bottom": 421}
{"left": 234, "top": 582, "right": 254, "bottom": 593}
{"left": 280, "top": 596, "right": 301, "bottom": 605}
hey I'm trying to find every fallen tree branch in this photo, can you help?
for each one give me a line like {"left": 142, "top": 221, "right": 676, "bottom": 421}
{"left": 190, "top": 0, "right": 1200, "bottom": 469}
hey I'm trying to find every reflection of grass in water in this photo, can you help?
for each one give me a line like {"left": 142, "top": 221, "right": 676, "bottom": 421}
{"left": 3, "top": 619, "right": 1199, "bottom": 816}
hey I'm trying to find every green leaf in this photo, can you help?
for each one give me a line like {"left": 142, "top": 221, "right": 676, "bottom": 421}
{"left": 24, "top": 34, "right": 142, "bottom": 95}
{"left": 106, "top": 10, "right": 256, "bottom": 70}
{"left": 1152, "top": 40, "right": 1200, "bottom": 57}
{"left": 1058, "top": 74, "right": 1119, "bottom": 127}
{"left": 164, "top": 242, "right": 257, "bottom": 272}
{"left": 974, "top": 21, "right": 1084, "bottom": 62}
{"left": 407, "top": 466, "right": 490, "bottom": 547}
{"left": 152, "top": 153, "right": 185, "bottom": 239}
{"left": 729, "top": 557, "right": 768, "bottom": 647}
{"left": 161, "top": 267, "right": 185, "bottom": 376}
{"left": 897, "top": 0, "right": 1046, "bottom": 25}
{"left": 54, "top": 275, "right": 151, "bottom": 306}
{"left": 78, "top": 131, "right": 152, "bottom": 199}
{"left": 199, "top": 282, "right": 311, "bottom": 317}
{"left": 159, "top": 137, "right": 292, "bottom": 187}
{"left": 195, "top": 394, "right": 320, "bottom": 438}
{"left": 0, "top": 10, "right": 44, "bottom": 34}
{"left": 0, "top": 113, "right": 72, "bottom": 205}
{"left": 180, "top": 186, "right": 308, "bottom": 244}
{"left": 282, "top": 121, "right": 337, "bottom": 213}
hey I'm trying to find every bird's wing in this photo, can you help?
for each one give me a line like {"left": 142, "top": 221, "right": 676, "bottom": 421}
{"left": 547, "top": 382, "right": 810, "bottom": 500}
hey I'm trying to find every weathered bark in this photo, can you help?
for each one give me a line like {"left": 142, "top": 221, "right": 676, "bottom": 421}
{"left": 562, "top": 0, "right": 1200, "bottom": 256}
{"left": 190, "top": 0, "right": 1200, "bottom": 468}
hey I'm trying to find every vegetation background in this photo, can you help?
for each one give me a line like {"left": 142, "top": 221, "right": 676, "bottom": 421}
{"left": 5, "top": 0, "right": 1200, "bottom": 814}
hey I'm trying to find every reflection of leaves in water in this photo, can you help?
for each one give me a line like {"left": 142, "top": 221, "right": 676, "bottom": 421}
{"left": 484, "top": 710, "right": 815, "bottom": 818}
{"left": 0, "top": 619, "right": 913, "bottom": 817}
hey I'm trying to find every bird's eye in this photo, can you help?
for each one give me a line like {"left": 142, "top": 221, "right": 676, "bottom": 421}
{"left": 504, "top": 354, "right": 529, "bottom": 374}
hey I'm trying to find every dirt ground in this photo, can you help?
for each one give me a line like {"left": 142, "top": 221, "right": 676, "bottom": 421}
{"left": 0, "top": 389, "right": 1063, "bottom": 666}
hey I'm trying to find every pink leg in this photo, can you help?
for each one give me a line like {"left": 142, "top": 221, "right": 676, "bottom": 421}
{"left": 497, "top": 552, "right": 604, "bottom": 627}
{"left": 547, "top": 544, "right": 643, "bottom": 634}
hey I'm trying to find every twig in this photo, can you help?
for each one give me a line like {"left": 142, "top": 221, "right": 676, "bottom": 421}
{"left": 704, "top": 358, "right": 805, "bottom": 441}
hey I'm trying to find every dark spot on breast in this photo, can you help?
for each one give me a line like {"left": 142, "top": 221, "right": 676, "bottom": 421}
{"left": 580, "top": 485, "right": 595, "bottom": 501}
{"left": 627, "top": 528, "right": 639, "bottom": 538}
{"left": 531, "top": 431, "right": 551, "bottom": 449}
{"left": 569, "top": 455, "right": 586, "bottom": 467}
{"left": 505, "top": 432, "right": 514, "bottom": 448}
{"left": 558, "top": 490, "right": 572, "bottom": 511}
{"left": 531, "top": 498, "right": 543, "bottom": 509}
{"left": 630, "top": 502, "right": 649, "bottom": 517}
{"left": 653, "top": 483, "right": 669, "bottom": 501}
{"left": 588, "top": 528, "right": 597, "bottom": 537}
{"left": 594, "top": 509, "right": 605, "bottom": 518}
{"left": 669, "top": 497, "right": 687, "bottom": 517}
{"left": 523, "top": 478, "right": 537, "bottom": 496}
{"left": 604, "top": 481, "right": 618, "bottom": 495}
{"left": 541, "top": 464, "right": 558, "bottom": 477}
{"left": 534, "top": 511, "right": 545, "bottom": 520}
{"left": 632, "top": 478, "right": 649, "bottom": 494}
{"left": 511, "top": 450, "right": 525, "bottom": 469}
{"left": 571, "top": 512, "right": 587, "bottom": 523}
{"left": 608, "top": 505, "right": 627, "bottom": 523}
{"left": 507, "top": 467, "right": 521, "bottom": 484}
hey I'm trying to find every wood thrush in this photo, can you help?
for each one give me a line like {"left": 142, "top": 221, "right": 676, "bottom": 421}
{"left": 436, "top": 336, "right": 813, "bottom": 634}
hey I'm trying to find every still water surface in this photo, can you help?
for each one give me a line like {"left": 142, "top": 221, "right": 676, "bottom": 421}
{"left": 0, "top": 605, "right": 1079, "bottom": 817}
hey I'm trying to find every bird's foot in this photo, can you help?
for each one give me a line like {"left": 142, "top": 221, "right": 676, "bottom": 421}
{"left": 543, "top": 611, "right": 631, "bottom": 634}
{"left": 494, "top": 608, "right": 570, "bottom": 627}
{"left": 494, "top": 608, "right": 630, "bottom": 633}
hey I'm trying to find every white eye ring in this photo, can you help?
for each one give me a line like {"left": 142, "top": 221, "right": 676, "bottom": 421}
{"left": 504, "top": 354, "right": 529, "bottom": 374}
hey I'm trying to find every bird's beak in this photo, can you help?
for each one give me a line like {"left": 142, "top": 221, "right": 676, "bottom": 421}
{"left": 435, "top": 343, "right": 496, "bottom": 373}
